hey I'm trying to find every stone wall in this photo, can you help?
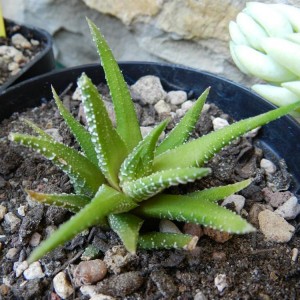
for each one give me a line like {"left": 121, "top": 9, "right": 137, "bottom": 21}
{"left": 3, "top": 0, "right": 300, "bottom": 85}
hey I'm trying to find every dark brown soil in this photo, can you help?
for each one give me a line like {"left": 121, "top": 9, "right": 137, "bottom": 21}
{"left": 0, "top": 23, "right": 45, "bottom": 86}
{"left": 0, "top": 83, "right": 300, "bottom": 300}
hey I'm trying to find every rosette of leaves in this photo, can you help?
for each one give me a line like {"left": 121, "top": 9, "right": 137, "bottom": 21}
{"left": 10, "top": 19, "right": 300, "bottom": 263}
{"left": 229, "top": 2, "right": 300, "bottom": 121}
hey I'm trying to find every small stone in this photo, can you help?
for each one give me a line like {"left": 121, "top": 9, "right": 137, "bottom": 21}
{"left": 46, "top": 225, "right": 57, "bottom": 237}
{"left": 166, "top": 90, "right": 187, "bottom": 105}
{"left": 212, "top": 117, "right": 229, "bottom": 131}
{"left": 30, "top": 39, "right": 40, "bottom": 46}
{"left": 80, "top": 285, "right": 98, "bottom": 297}
{"left": 182, "top": 223, "right": 204, "bottom": 238}
{"left": 73, "top": 259, "right": 107, "bottom": 286}
{"left": 72, "top": 87, "right": 82, "bottom": 100}
{"left": 203, "top": 227, "right": 232, "bottom": 243}
{"left": 258, "top": 210, "right": 295, "bottom": 242}
{"left": 131, "top": 75, "right": 167, "bottom": 105}
{"left": 260, "top": 159, "right": 277, "bottom": 175}
{"left": 11, "top": 33, "right": 32, "bottom": 49}
{"left": 90, "top": 294, "right": 116, "bottom": 300}
{"left": 262, "top": 188, "right": 293, "bottom": 208}
{"left": 8, "top": 61, "right": 19, "bottom": 71}
{"left": 154, "top": 100, "right": 171, "bottom": 115}
{"left": 244, "top": 126, "right": 261, "bottom": 138}
{"left": 6, "top": 247, "right": 18, "bottom": 259}
{"left": 23, "top": 262, "right": 45, "bottom": 280}
{"left": 248, "top": 203, "right": 273, "bottom": 227}
{"left": 14, "top": 260, "right": 29, "bottom": 277}
{"left": 0, "top": 205, "right": 7, "bottom": 220}
{"left": 222, "top": 194, "right": 245, "bottom": 214}
{"left": 0, "top": 284, "right": 10, "bottom": 296}
{"left": 181, "top": 100, "right": 194, "bottom": 112}
{"left": 159, "top": 219, "right": 181, "bottom": 234}
{"left": 17, "top": 205, "right": 26, "bottom": 217}
{"left": 44, "top": 128, "right": 63, "bottom": 143}
{"left": 291, "top": 248, "right": 299, "bottom": 262}
{"left": 104, "top": 246, "right": 135, "bottom": 274}
{"left": 194, "top": 291, "right": 207, "bottom": 300}
{"left": 4, "top": 212, "right": 21, "bottom": 232}
{"left": 214, "top": 274, "right": 228, "bottom": 293}
{"left": 29, "top": 232, "right": 42, "bottom": 247}
{"left": 53, "top": 272, "right": 74, "bottom": 299}
{"left": 175, "top": 108, "right": 185, "bottom": 118}
{"left": 274, "top": 196, "right": 300, "bottom": 220}
{"left": 212, "top": 251, "right": 226, "bottom": 261}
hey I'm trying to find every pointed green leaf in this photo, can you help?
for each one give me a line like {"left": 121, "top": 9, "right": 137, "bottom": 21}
{"left": 52, "top": 87, "right": 98, "bottom": 166}
{"left": 156, "top": 88, "right": 210, "bottom": 155}
{"left": 187, "top": 179, "right": 251, "bottom": 201}
{"left": 9, "top": 133, "right": 104, "bottom": 196}
{"left": 153, "top": 102, "right": 300, "bottom": 171}
{"left": 119, "top": 119, "right": 169, "bottom": 183}
{"left": 138, "top": 232, "right": 198, "bottom": 250}
{"left": 87, "top": 18, "right": 142, "bottom": 151}
{"left": 78, "top": 73, "right": 127, "bottom": 190}
{"left": 108, "top": 213, "right": 143, "bottom": 254}
{"left": 122, "top": 167, "right": 211, "bottom": 201}
{"left": 134, "top": 194, "right": 255, "bottom": 233}
{"left": 26, "top": 190, "right": 90, "bottom": 213}
{"left": 28, "top": 184, "right": 138, "bottom": 263}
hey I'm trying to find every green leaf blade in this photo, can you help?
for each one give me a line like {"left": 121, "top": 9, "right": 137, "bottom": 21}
{"left": 28, "top": 184, "right": 138, "bottom": 263}
{"left": 9, "top": 133, "right": 104, "bottom": 196}
{"left": 87, "top": 18, "right": 142, "bottom": 151}
{"left": 108, "top": 213, "right": 143, "bottom": 254}
{"left": 78, "top": 73, "right": 128, "bottom": 190}
{"left": 52, "top": 87, "right": 98, "bottom": 166}
{"left": 153, "top": 102, "right": 300, "bottom": 171}
{"left": 134, "top": 194, "right": 255, "bottom": 234}
{"left": 156, "top": 88, "right": 210, "bottom": 155}
{"left": 122, "top": 167, "right": 211, "bottom": 201}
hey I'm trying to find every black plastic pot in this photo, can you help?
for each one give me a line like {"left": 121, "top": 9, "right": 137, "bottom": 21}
{"left": 0, "top": 19, "right": 55, "bottom": 93}
{"left": 1, "top": 62, "right": 299, "bottom": 195}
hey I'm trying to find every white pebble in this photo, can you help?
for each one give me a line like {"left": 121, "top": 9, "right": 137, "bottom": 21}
{"left": 0, "top": 205, "right": 7, "bottom": 220}
{"left": 11, "top": 33, "right": 32, "bottom": 49}
{"left": 194, "top": 291, "right": 207, "bottom": 300}
{"left": 167, "top": 90, "right": 187, "bottom": 105}
{"left": 202, "top": 103, "right": 210, "bottom": 112}
{"left": 154, "top": 100, "right": 171, "bottom": 115}
{"left": 4, "top": 212, "right": 21, "bottom": 231}
{"left": 44, "top": 128, "right": 63, "bottom": 143}
{"left": 258, "top": 210, "right": 295, "bottom": 242}
{"left": 181, "top": 100, "right": 194, "bottom": 112}
{"left": 23, "top": 261, "right": 45, "bottom": 280}
{"left": 221, "top": 195, "right": 245, "bottom": 214}
{"left": 14, "top": 260, "right": 29, "bottom": 277}
{"left": 212, "top": 117, "right": 229, "bottom": 131}
{"left": 6, "top": 248, "right": 18, "bottom": 259}
{"left": 17, "top": 205, "right": 26, "bottom": 217}
{"left": 72, "top": 87, "right": 82, "bottom": 100}
{"left": 80, "top": 285, "right": 97, "bottom": 297}
{"left": 159, "top": 219, "right": 181, "bottom": 234}
{"left": 274, "top": 196, "right": 300, "bottom": 220}
{"left": 90, "top": 294, "right": 116, "bottom": 300}
{"left": 8, "top": 61, "right": 19, "bottom": 71}
{"left": 53, "top": 272, "right": 74, "bottom": 299}
{"left": 29, "top": 232, "right": 42, "bottom": 247}
{"left": 30, "top": 39, "right": 40, "bottom": 46}
{"left": 214, "top": 274, "right": 228, "bottom": 292}
{"left": 291, "top": 248, "right": 299, "bottom": 262}
{"left": 260, "top": 158, "right": 277, "bottom": 175}
{"left": 175, "top": 108, "right": 185, "bottom": 118}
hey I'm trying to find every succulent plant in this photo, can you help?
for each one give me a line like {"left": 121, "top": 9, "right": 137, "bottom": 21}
{"left": 10, "top": 19, "right": 299, "bottom": 263}
{"left": 229, "top": 2, "right": 300, "bottom": 121}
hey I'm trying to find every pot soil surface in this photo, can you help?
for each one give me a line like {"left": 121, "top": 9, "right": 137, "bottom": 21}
{"left": 0, "top": 23, "right": 45, "bottom": 87}
{"left": 0, "top": 78, "right": 300, "bottom": 299}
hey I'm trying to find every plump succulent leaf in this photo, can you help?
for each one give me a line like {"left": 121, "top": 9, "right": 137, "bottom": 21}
{"left": 28, "top": 184, "right": 138, "bottom": 263}
{"left": 134, "top": 194, "right": 255, "bottom": 233}
{"left": 156, "top": 88, "right": 209, "bottom": 155}
{"left": 122, "top": 167, "right": 211, "bottom": 201}
{"left": 108, "top": 213, "right": 144, "bottom": 254}
{"left": 52, "top": 87, "right": 98, "bottom": 166}
{"left": 87, "top": 18, "right": 142, "bottom": 151}
{"left": 153, "top": 101, "right": 300, "bottom": 172}
{"left": 9, "top": 133, "right": 104, "bottom": 196}
{"left": 187, "top": 179, "right": 251, "bottom": 201}
{"left": 138, "top": 232, "right": 198, "bottom": 250}
{"left": 26, "top": 190, "right": 90, "bottom": 213}
{"left": 78, "top": 73, "right": 128, "bottom": 190}
{"left": 119, "top": 119, "right": 169, "bottom": 183}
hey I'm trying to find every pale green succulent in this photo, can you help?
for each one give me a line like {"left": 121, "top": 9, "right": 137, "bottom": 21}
{"left": 229, "top": 2, "right": 300, "bottom": 121}
{"left": 9, "top": 19, "right": 300, "bottom": 263}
